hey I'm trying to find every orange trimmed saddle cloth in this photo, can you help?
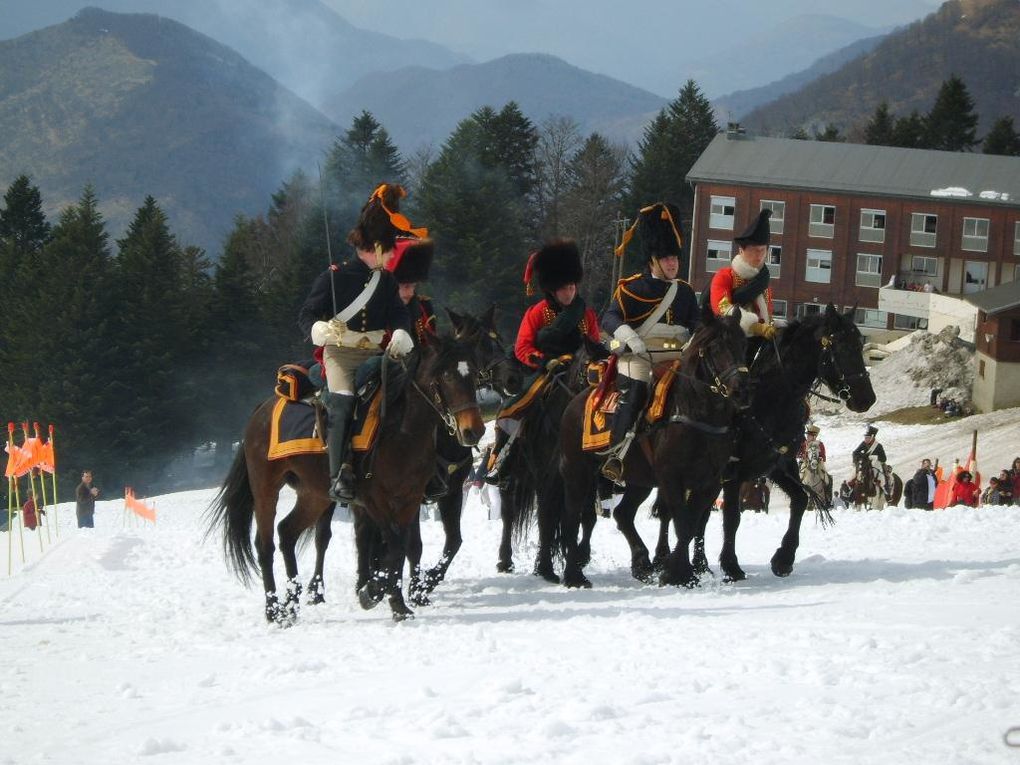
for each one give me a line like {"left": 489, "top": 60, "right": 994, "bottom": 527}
{"left": 581, "top": 360, "right": 681, "bottom": 452}
{"left": 266, "top": 390, "right": 385, "bottom": 461}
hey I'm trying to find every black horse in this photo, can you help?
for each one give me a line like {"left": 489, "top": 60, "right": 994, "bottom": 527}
{"left": 496, "top": 340, "right": 603, "bottom": 583}
{"left": 558, "top": 305, "right": 750, "bottom": 588}
{"left": 404, "top": 307, "right": 523, "bottom": 606}
{"left": 691, "top": 304, "right": 876, "bottom": 581}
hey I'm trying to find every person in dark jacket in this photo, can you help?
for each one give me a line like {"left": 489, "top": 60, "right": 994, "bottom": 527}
{"left": 75, "top": 470, "right": 99, "bottom": 528}
{"left": 852, "top": 425, "right": 892, "bottom": 497}
{"left": 298, "top": 183, "right": 415, "bottom": 502}
{"left": 907, "top": 458, "right": 937, "bottom": 510}
{"left": 388, "top": 237, "right": 436, "bottom": 346}
{"left": 600, "top": 202, "right": 700, "bottom": 482}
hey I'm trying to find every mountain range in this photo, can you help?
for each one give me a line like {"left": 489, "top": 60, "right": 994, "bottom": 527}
{"left": 742, "top": 0, "right": 1020, "bottom": 136}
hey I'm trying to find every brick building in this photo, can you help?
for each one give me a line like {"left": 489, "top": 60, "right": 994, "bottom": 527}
{"left": 686, "top": 132, "right": 1020, "bottom": 338}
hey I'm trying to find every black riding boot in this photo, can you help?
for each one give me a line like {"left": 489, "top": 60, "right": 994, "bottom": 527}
{"left": 325, "top": 392, "right": 357, "bottom": 502}
{"left": 485, "top": 426, "right": 514, "bottom": 486}
{"left": 600, "top": 377, "right": 650, "bottom": 483}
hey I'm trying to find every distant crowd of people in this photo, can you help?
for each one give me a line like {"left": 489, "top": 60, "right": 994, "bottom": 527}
{"left": 904, "top": 456, "right": 1020, "bottom": 509}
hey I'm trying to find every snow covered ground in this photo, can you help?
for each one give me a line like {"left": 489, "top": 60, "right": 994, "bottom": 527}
{"left": 3, "top": 414, "right": 1020, "bottom": 765}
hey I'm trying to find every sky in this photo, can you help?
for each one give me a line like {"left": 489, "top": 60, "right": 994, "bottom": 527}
{"left": 328, "top": 0, "right": 945, "bottom": 96}
{"left": 3, "top": 403, "right": 1020, "bottom": 764}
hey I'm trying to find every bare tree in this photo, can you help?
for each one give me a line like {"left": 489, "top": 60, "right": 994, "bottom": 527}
{"left": 535, "top": 115, "right": 582, "bottom": 240}
{"left": 404, "top": 143, "right": 436, "bottom": 197}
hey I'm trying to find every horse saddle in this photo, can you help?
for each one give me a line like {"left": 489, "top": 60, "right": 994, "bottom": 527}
{"left": 351, "top": 358, "right": 409, "bottom": 453}
{"left": 581, "top": 361, "right": 680, "bottom": 452}
{"left": 267, "top": 398, "right": 327, "bottom": 460}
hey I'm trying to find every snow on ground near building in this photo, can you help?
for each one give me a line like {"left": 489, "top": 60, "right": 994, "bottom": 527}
{"left": 2, "top": 416, "right": 1019, "bottom": 764}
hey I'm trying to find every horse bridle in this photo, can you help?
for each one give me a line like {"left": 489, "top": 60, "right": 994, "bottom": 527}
{"left": 695, "top": 343, "right": 748, "bottom": 400}
{"left": 472, "top": 328, "right": 516, "bottom": 395}
{"left": 817, "top": 331, "right": 870, "bottom": 402}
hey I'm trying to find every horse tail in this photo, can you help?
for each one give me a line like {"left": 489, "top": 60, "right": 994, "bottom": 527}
{"left": 205, "top": 443, "right": 258, "bottom": 586}
{"left": 507, "top": 451, "right": 540, "bottom": 546}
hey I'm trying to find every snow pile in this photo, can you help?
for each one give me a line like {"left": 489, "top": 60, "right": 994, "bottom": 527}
{"left": 818, "top": 326, "right": 974, "bottom": 418}
{"left": 929, "top": 186, "right": 971, "bottom": 197}
{"left": 979, "top": 190, "right": 1010, "bottom": 202}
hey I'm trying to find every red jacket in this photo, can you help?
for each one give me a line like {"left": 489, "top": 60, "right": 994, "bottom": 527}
{"left": 709, "top": 266, "right": 773, "bottom": 321}
{"left": 950, "top": 480, "right": 980, "bottom": 507}
{"left": 514, "top": 298, "right": 600, "bottom": 368}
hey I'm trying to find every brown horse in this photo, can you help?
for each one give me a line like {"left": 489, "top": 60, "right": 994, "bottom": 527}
{"left": 850, "top": 458, "right": 903, "bottom": 510}
{"left": 207, "top": 313, "right": 486, "bottom": 624}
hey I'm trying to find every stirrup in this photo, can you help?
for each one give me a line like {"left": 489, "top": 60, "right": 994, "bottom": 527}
{"left": 328, "top": 464, "right": 355, "bottom": 502}
{"left": 601, "top": 455, "right": 625, "bottom": 484}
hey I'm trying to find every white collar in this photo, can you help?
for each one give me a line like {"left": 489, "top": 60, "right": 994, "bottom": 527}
{"left": 731, "top": 252, "right": 761, "bottom": 279}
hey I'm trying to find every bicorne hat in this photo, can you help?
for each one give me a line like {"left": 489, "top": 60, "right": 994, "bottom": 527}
{"left": 865, "top": 425, "right": 878, "bottom": 437}
{"left": 349, "top": 183, "right": 428, "bottom": 254}
{"left": 734, "top": 208, "right": 771, "bottom": 246}
{"left": 388, "top": 237, "right": 433, "bottom": 283}
{"left": 806, "top": 424, "right": 820, "bottom": 435}
{"left": 524, "top": 239, "right": 583, "bottom": 295}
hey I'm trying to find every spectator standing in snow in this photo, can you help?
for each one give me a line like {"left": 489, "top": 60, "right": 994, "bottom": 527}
{"left": 907, "top": 458, "right": 937, "bottom": 510}
{"left": 981, "top": 478, "right": 1003, "bottom": 506}
{"left": 950, "top": 470, "right": 980, "bottom": 508}
{"left": 1009, "top": 458, "right": 1020, "bottom": 506}
{"left": 994, "top": 469, "right": 1013, "bottom": 506}
{"left": 75, "top": 470, "right": 99, "bottom": 528}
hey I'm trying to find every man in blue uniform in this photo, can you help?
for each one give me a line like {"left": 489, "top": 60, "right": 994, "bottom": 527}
{"left": 298, "top": 184, "right": 417, "bottom": 502}
{"left": 600, "top": 202, "right": 700, "bottom": 481}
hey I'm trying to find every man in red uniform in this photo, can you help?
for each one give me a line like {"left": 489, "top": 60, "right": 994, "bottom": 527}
{"left": 486, "top": 240, "right": 601, "bottom": 482}
{"left": 709, "top": 208, "right": 776, "bottom": 345}
{"left": 387, "top": 237, "right": 436, "bottom": 345}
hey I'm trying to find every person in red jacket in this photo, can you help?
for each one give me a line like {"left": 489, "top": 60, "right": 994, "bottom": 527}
{"left": 709, "top": 208, "right": 776, "bottom": 356}
{"left": 486, "top": 240, "right": 601, "bottom": 482}
{"left": 950, "top": 470, "right": 980, "bottom": 507}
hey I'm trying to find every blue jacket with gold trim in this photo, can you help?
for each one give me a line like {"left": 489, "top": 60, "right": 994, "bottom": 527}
{"left": 601, "top": 269, "right": 700, "bottom": 335}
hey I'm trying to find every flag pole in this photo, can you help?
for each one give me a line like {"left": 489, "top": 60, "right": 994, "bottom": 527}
{"left": 34, "top": 424, "right": 52, "bottom": 542}
{"left": 10, "top": 426, "right": 26, "bottom": 565}
{"left": 6, "top": 423, "right": 14, "bottom": 575}
{"left": 48, "top": 425, "right": 59, "bottom": 536}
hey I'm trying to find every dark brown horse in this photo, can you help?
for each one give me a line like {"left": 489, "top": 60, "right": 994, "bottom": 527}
{"left": 849, "top": 457, "right": 902, "bottom": 510}
{"left": 691, "top": 305, "right": 877, "bottom": 581}
{"left": 207, "top": 313, "right": 487, "bottom": 624}
{"left": 558, "top": 305, "right": 750, "bottom": 588}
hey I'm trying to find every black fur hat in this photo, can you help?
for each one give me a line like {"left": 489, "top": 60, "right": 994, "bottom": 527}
{"left": 389, "top": 237, "right": 433, "bottom": 283}
{"left": 734, "top": 208, "right": 772, "bottom": 246}
{"left": 525, "top": 239, "right": 583, "bottom": 294}
{"left": 636, "top": 202, "right": 684, "bottom": 262}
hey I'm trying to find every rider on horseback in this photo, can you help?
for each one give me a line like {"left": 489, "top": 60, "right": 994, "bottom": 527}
{"left": 797, "top": 423, "right": 832, "bottom": 506}
{"left": 852, "top": 425, "right": 894, "bottom": 498}
{"left": 599, "top": 202, "right": 700, "bottom": 483}
{"left": 388, "top": 237, "right": 436, "bottom": 346}
{"left": 298, "top": 184, "right": 419, "bottom": 503}
{"left": 708, "top": 208, "right": 776, "bottom": 355}
{"left": 486, "top": 240, "right": 601, "bottom": 483}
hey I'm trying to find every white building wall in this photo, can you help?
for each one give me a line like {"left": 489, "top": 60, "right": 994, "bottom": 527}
{"left": 973, "top": 351, "right": 1020, "bottom": 412}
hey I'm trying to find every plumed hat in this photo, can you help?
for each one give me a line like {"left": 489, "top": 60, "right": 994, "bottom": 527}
{"left": 348, "top": 183, "right": 428, "bottom": 253}
{"left": 387, "top": 237, "right": 433, "bottom": 283}
{"left": 734, "top": 208, "right": 771, "bottom": 246}
{"left": 865, "top": 425, "right": 878, "bottom": 437}
{"left": 523, "top": 239, "right": 583, "bottom": 295}
{"left": 636, "top": 202, "right": 684, "bottom": 261}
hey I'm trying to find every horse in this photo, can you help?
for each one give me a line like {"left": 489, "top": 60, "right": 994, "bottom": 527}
{"left": 401, "top": 308, "right": 523, "bottom": 606}
{"left": 849, "top": 457, "right": 902, "bottom": 510}
{"left": 690, "top": 305, "right": 877, "bottom": 582}
{"left": 206, "top": 312, "right": 487, "bottom": 624}
{"left": 799, "top": 454, "right": 832, "bottom": 512}
{"left": 558, "top": 304, "right": 750, "bottom": 588}
{"left": 496, "top": 339, "right": 604, "bottom": 583}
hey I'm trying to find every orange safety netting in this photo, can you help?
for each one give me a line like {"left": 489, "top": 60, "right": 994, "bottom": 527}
{"left": 124, "top": 487, "right": 157, "bottom": 523}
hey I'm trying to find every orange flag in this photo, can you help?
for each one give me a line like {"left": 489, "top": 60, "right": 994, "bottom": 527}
{"left": 124, "top": 488, "right": 157, "bottom": 523}
{"left": 35, "top": 423, "right": 56, "bottom": 473}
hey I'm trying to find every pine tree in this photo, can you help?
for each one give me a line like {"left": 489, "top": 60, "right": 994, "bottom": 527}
{"left": 627, "top": 110, "right": 675, "bottom": 209}
{"left": 891, "top": 111, "right": 927, "bottom": 149}
{"left": 982, "top": 116, "right": 1020, "bottom": 156}
{"left": 925, "top": 75, "right": 980, "bottom": 152}
{"left": 789, "top": 126, "right": 810, "bottom": 140}
{"left": 863, "top": 102, "right": 896, "bottom": 146}
{"left": 814, "top": 124, "right": 845, "bottom": 142}
{"left": 0, "top": 175, "right": 51, "bottom": 260}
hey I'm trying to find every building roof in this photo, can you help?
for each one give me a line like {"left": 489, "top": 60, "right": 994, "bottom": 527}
{"left": 687, "top": 134, "right": 1020, "bottom": 209}
{"left": 963, "top": 279, "right": 1020, "bottom": 315}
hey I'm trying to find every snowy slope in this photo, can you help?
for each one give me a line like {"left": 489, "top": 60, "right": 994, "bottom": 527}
{"left": 2, "top": 416, "right": 1020, "bottom": 765}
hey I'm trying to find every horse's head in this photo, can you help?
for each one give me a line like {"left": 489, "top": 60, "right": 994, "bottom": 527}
{"left": 816, "top": 304, "right": 876, "bottom": 413}
{"left": 419, "top": 330, "right": 487, "bottom": 447}
{"left": 684, "top": 302, "right": 751, "bottom": 408}
{"left": 448, "top": 306, "right": 524, "bottom": 397}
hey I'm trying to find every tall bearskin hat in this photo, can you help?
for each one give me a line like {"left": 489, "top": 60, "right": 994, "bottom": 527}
{"left": 387, "top": 237, "right": 434, "bottom": 283}
{"left": 734, "top": 208, "right": 771, "bottom": 246}
{"left": 636, "top": 202, "right": 684, "bottom": 262}
{"left": 347, "top": 183, "right": 428, "bottom": 253}
{"left": 523, "top": 239, "right": 583, "bottom": 295}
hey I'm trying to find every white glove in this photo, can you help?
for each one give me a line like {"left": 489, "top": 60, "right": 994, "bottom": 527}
{"left": 736, "top": 308, "right": 759, "bottom": 337}
{"left": 613, "top": 324, "right": 646, "bottom": 355}
{"left": 386, "top": 328, "right": 414, "bottom": 358}
{"left": 310, "top": 320, "right": 332, "bottom": 346}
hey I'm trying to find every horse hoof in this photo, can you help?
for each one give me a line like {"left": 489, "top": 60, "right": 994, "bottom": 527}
{"left": 357, "top": 584, "right": 383, "bottom": 610}
{"left": 658, "top": 570, "right": 698, "bottom": 589}
{"left": 391, "top": 609, "right": 415, "bottom": 622}
{"left": 533, "top": 565, "right": 560, "bottom": 584}
{"left": 722, "top": 569, "right": 746, "bottom": 583}
{"left": 409, "top": 590, "right": 431, "bottom": 608}
{"left": 631, "top": 558, "right": 655, "bottom": 583}
{"left": 496, "top": 560, "right": 515, "bottom": 574}
{"left": 563, "top": 572, "right": 592, "bottom": 589}
{"left": 307, "top": 592, "right": 326, "bottom": 606}
{"left": 770, "top": 551, "right": 794, "bottom": 577}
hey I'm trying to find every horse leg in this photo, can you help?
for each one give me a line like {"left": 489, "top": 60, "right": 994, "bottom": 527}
{"left": 533, "top": 483, "right": 562, "bottom": 584}
{"left": 247, "top": 476, "right": 285, "bottom": 624}
{"left": 353, "top": 509, "right": 380, "bottom": 594}
{"left": 496, "top": 485, "right": 515, "bottom": 574}
{"left": 276, "top": 508, "right": 308, "bottom": 625}
{"left": 658, "top": 485, "right": 698, "bottom": 588}
{"left": 560, "top": 454, "right": 595, "bottom": 590}
{"left": 307, "top": 503, "right": 334, "bottom": 605}
{"left": 407, "top": 515, "right": 430, "bottom": 607}
{"left": 770, "top": 470, "right": 808, "bottom": 577}
{"left": 717, "top": 480, "right": 746, "bottom": 582}
{"left": 653, "top": 505, "right": 672, "bottom": 570}
{"left": 423, "top": 479, "right": 465, "bottom": 593}
{"left": 612, "top": 485, "right": 655, "bottom": 582}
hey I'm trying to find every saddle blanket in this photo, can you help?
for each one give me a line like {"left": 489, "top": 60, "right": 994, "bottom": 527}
{"left": 268, "top": 398, "right": 326, "bottom": 460}
{"left": 581, "top": 360, "right": 680, "bottom": 452}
